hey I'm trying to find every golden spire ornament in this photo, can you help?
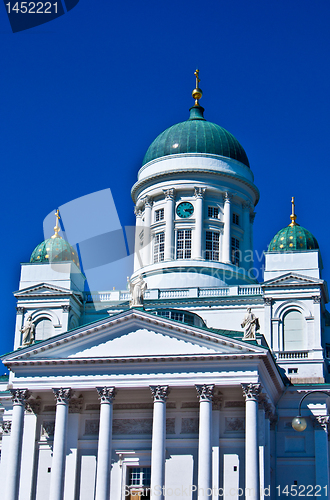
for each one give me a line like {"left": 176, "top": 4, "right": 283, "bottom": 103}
{"left": 51, "top": 209, "right": 62, "bottom": 239}
{"left": 192, "top": 69, "right": 203, "bottom": 105}
{"left": 289, "top": 197, "right": 298, "bottom": 227}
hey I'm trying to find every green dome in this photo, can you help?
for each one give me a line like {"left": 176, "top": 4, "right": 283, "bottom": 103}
{"left": 30, "top": 236, "right": 80, "bottom": 268}
{"left": 142, "top": 106, "right": 250, "bottom": 167}
{"left": 268, "top": 224, "right": 319, "bottom": 252}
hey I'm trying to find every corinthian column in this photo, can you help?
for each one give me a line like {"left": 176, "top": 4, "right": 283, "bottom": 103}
{"left": 242, "top": 383, "right": 261, "bottom": 500}
{"left": 95, "top": 387, "right": 116, "bottom": 500}
{"left": 150, "top": 385, "right": 169, "bottom": 499}
{"left": 5, "top": 389, "right": 29, "bottom": 500}
{"left": 143, "top": 196, "right": 153, "bottom": 266}
{"left": 193, "top": 187, "right": 206, "bottom": 260}
{"left": 223, "top": 192, "right": 233, "bottom": 263}
{"left": 163, "top": 189, "right": 175, "bottom": 260}
{"left": 134, "top": 207, "right": 144, "bottom": 271}
{"left": 313, "top": 416, "right": 329, "bottom": 490}
{"left": 49, "top": 388, "right": 71, "bottom": 500}
{"left": 196, "top": 384, "right": 214, "bottom": 499}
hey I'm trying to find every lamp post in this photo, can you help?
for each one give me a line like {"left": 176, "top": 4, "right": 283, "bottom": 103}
{"left": 292, "top": 390, "right": 330, "bottom": 432}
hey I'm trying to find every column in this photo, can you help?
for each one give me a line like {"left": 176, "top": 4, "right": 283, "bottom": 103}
{"left": 95, "top": 387, "right": 116, "bottom": 500}
{"left": 150, "top": 385, "right": 169, "bottom": 499}
{"left": 143, "top": 196, "right": 153, "bottom": 266}
{"left": 242, "top": 383, "right": 261, "bottom": 500}
{"left": 313, "top": 416, "right": 329, "bottom": 489}
{"left": 249, "top": 212, "right": 256, "bottom": 258}
{"left": 212, "top": 395, "right": 221, "bottom": 500}
{"left": 5, "top": 389, "right": 29, "bottom": 500}
{"left": 134, "top": 207, "right": 144, "bottom": 271}
{"left": 196, "top": 384, "right": 214, "bottom": 499}
{"left": 312, "top": 296, "right": 322, "bottom": 349}
{"left": 14, "top": 307, "right": 24, "bottom": 350}
{"left": 193, "top": 187, "right": 206, "bottom": 260}
{"left": 19, "top": 398, "right": 40, "bottom": 500}
{"left": 163, "top": 189, "right": 175, "bottom": 260}
{"left": 263, "top": 298, "right": 273, "bottom": 349}
{"left": 242, "top": 202, "right": 252, "bottom": 271}
{"left": 49, "top": 388, "right": 71, "bottom": 500}
{"left": 61, "top": 305, "right": 71, "bottom": 333}
{"left": 222, "top": 192, "right": 233, "bottom": 264}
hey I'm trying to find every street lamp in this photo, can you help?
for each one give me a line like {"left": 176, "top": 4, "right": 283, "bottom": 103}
{"left": 292, "top": 390, "right": 330, "bottom": 432}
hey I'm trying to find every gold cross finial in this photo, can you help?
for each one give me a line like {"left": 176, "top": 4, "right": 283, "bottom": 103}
{"left": 194, "top": 69, "right": 200, "bottom": 88}
{"left": 51, "top": 209, "right": 62, "bottom": 239}
{"left": 289, "top": 196, "right": 298, "bottom": 226}
{"left": 192, "top": 68, "right": 203, "bottom": 105}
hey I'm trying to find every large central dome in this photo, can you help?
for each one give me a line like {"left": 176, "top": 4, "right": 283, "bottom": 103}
{"left": 142, "top": 105, "right": 250, "bottom": 168}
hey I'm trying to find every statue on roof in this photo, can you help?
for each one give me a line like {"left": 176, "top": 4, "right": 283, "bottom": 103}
{"left": 20, "top": 316, "right": 35, "bottom": 346}
{"left": 241, "top": 307, "right": 259, "bottom": 340}
{"left": 128, "top": 275, "right": 147, "bottom": 307}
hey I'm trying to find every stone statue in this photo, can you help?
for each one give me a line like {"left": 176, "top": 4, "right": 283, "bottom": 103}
{"left": 241, "top": 307, "right": 259, "bottom": 340}
{"left": 20, "top": 316, "right": 35, "bottom": 346}
{"left": 128, "top": 275, "right": 147, "bottom": 307}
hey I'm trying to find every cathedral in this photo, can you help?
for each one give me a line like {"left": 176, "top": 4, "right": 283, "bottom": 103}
{"left": 0, "top": 72, "right": 329, "bottom": 500}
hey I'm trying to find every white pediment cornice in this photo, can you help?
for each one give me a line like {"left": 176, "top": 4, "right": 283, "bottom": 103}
{"left": 2, "top": 308, "right": 267, "bottom": 364}
{"left": 261, "top": 272, "right": 324, "bottom": 288}
{"left": 14, "top": 283, "right": 82, "bottom": 301}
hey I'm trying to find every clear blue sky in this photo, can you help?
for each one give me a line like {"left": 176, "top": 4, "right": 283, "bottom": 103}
{"left": 1, "top": 1, "right": 330, "bottom": 371}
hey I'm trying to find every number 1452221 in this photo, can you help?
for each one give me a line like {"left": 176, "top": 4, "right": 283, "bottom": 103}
{"left": 6, "top": 2, "right": 58, "bottom": 13}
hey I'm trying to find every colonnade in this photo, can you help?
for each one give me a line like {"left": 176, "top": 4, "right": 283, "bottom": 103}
{"left": 4, "top": 383, "right": 273, "bottom": 500}
{"left": 134, "top": 188, "right": 254, "bottom": 269}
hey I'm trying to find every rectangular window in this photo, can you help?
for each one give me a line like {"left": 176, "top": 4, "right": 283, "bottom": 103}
{"left": 154, "top": 232, "right": 165, "bottom": 263}
{"left": 208, "top": 206, "right": 219, "bottom": 219}
{"left": 231, "top": 237, "right": 240, "bottom": 266}
{"left": 205, "top": 231, "right": 219, "bottom": 261}
{"left": 232, "top": 213, "right": 239, "bottom": 225}
{"left": 155, "top": 208, "right": 164, "bottom": 222}
{"left": 127, "top": 467, "right": 151, "bottom": 500}
{"left": 288, "top": 368, "right": 298, "bottom": 374}
{"left": 176, "top": 230, "right": 192, "bottom": 259}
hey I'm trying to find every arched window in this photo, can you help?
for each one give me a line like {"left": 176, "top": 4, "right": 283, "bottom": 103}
{"left": 35, "top": 318, "right": 54, "bottom": 341}
{"left": 283, "top": 310, "right": 304, "bottom": 351}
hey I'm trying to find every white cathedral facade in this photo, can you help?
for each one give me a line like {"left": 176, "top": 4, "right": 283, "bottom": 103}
{"left": 0, "top": 75, "right": 330, "bottom": 500}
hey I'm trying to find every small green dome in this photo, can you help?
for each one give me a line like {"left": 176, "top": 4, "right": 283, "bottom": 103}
{"left": 268, "top": 225, "right": 319, "bottom": 252}
{"left": 30, "top": 236, "right": 80, "bottom": 268}
{"left": 142, "top": 106, "right": 250, "bottom": 167}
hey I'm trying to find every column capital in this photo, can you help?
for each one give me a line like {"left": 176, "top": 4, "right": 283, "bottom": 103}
{"left": 143, "top": 195, "right": 153, "bottom": 208}
{"left": 313, "top": 415, "right": 329, "bottom": 431}
{"left": 16, "top": 306, "right": 24, "bottom": 314}
{"left": 134, "top": 206, "right": 143, "bottom": 217}
{"left": 96, "top": 386, "right": 116, "bottom": 403}
{"left": 163, "top": 188, "right": 175, "bottom": 200}
{"left": 212, "top": 394, "right": 223, "bottom": 410}
{"left": 61, "top": 304, "right": 71, "bottom": 312}
{"left": 69, "top": 394, "right": 84, "bottom": 413}
{"left": 242, "top": 201, "right": 252, "bottom": 210}
{"left": 263, "top": 297, "right": 273, "bottom": 306}
{"left": 223, "top": 191, "right": 233, "bottom": 203}
{"left": 250, "top": 212, "right": 256, "bottom": 224}
{"left": 194, "top": 186, "right": 206, "bottom": 199}
{"left": 150, "top": 385, "right": 169, "bottom": 402}
{"left": 53, "top": 388, "right": 72, "bottom": 405}
{"left": 242, "top": 383, "right": 261, "bottom": 402}
{"left": 313, "top": 295, "right": 322, "bottom": 304}
{"left": 0, "top": 420, "right": 12, "bottom": 435}
{"left": 196, "top": 384, "right": 215, "bottom": 402}
{"left": 25, "top": 396, "right": 41, "bottom": 414}
{"left": 10, "top": 389, "right": 30, "bottom": 406}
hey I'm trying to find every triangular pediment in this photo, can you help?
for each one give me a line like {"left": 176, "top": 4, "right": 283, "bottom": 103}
{"left": 262, "top": 272, "right": 323, "bottom": 288}
{"left": 14, "top": 283, "right": 81, "bottom": 299}
{"left": 3, "top": 309, "right": 266, "bottom": 364}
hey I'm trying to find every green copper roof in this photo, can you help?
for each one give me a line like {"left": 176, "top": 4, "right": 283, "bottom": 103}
{"left": 30, "top": 236, "right": 80, "bottom": 268}
{"left": 268, "top": 224, "right": 319, "bottom": 252}
{"left": 142, "top": 105, "right": 250, "bottom": 167}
